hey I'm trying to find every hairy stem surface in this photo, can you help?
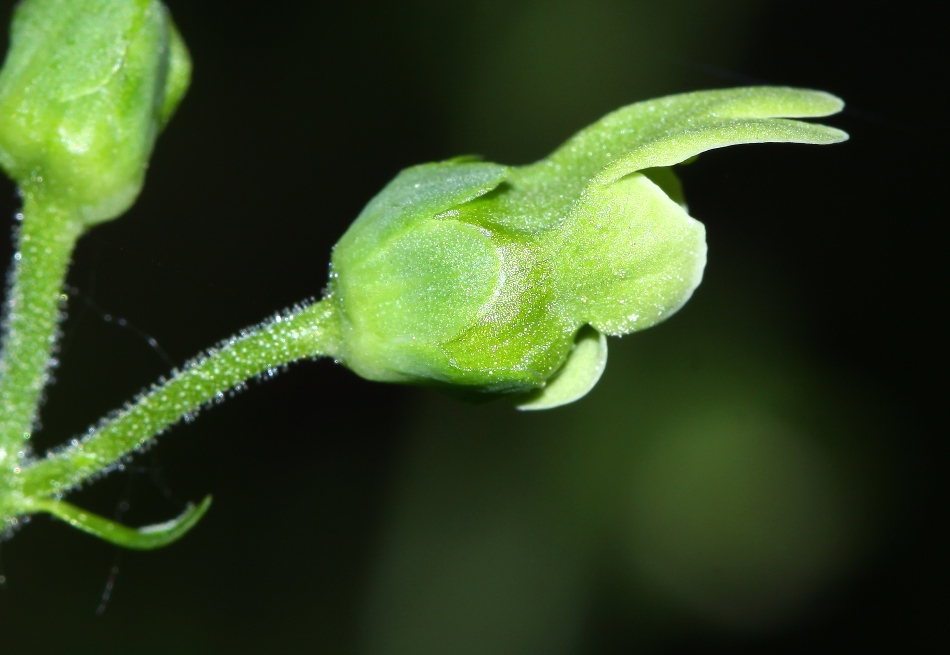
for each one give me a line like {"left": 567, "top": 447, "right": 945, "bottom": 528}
{"left": 0, "top": 191, "right": 82, "bottom": 469}
{"left": 17, "top": 299, "right": 341, "bottom": 499}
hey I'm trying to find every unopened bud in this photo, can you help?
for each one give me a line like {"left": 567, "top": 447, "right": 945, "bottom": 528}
{"left": 328, "top": 88, "right": 846, "bottom": 409}
{"left": 0, "top": 0, "right": 191, "bottom": 226}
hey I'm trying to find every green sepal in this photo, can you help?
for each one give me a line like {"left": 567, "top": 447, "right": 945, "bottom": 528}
{"left": 331, "top": 161, "right": 508, "bottom": 383}
{"left": 335, "top": 218, "right": 502, "bottom": 384}
{"left": 515, "top": 326, "right": 607, "bottom": 410}
{"left": 440, "top": 238, "right": 573, "bottom": 393}
{"left": 332, "top": 161, "right": 508, "bottom": 267}
{"left": 30, "top": 495, "right": 212, "bottom": 550}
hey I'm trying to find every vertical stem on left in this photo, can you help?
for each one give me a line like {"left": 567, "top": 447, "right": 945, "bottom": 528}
{"left": 0, "top": 188, "right": 82, "bottom": 469}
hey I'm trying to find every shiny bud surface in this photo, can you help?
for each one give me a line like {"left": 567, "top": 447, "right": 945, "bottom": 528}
{"left": 328, "top": 88, "right": 847, "bottom": 409}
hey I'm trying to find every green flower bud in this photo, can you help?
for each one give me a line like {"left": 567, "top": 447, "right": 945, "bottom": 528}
{"left": 329, "top": 87, "right": 847, "bottom": 409}
{"left": 0, "top": 0, "right": 191, "bottom": 226}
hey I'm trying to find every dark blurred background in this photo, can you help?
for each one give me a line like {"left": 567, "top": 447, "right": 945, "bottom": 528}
{"left": 0, "top": 1, "right": 945, "bottom": 652}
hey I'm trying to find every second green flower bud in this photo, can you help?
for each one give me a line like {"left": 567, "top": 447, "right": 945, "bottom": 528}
{"left": 0, "top": 0, "right": 190, "bottom": 226}
{"left": 328, "top": 88, "right": 848, "bottom": 409}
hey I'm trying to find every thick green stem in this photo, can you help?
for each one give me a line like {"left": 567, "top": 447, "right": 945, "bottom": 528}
{"left": 17, "top": 299, "right": 342, "bottom": 499}
{"left": 0, "top": 190, "right": 82, "bottom": 469}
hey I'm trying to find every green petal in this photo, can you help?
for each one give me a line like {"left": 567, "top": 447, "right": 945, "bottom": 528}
{"left": 556, "top": 86, "right": 845, "bottom": 180}
{"left": 515, "top": 326, "right": 607, "bottom": 410}
{"left": 503, "top": 87, "right": 846, "bottom": 227}
{"left": 31, "top": 495, "right": 212, "bottom": 550}
{"left": 593, "top": 117, "right": 846, "bottom": 187}
{"left": 641, "top": 166, "right": 687, "bottom": 210}
{"left": 547, "top": 172, "right": 706, "bottom": 336}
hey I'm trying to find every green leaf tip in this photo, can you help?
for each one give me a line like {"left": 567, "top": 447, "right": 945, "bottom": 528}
{"left": 0, "top": 0, "right": 191, "bottom": 227}
{"left": 323, "top": 87, "right": 846, "bottom": 409}
{"left": 31, "top": 495, "right": 212, "bottom": 550}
